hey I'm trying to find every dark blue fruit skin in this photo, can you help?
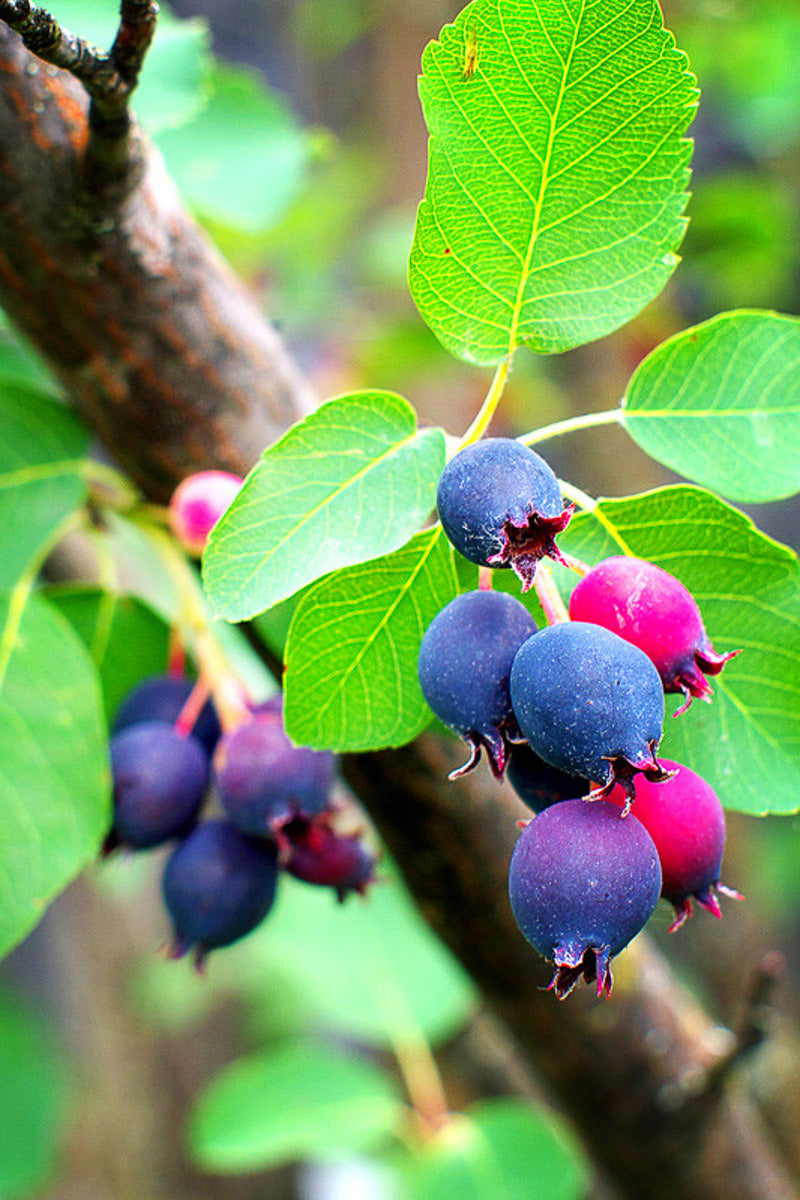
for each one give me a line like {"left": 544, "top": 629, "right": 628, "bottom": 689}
{"left": 506, "top": 743, "right": 585, "bottom": 814}
{"left": 418, "top": 590, "right": 537, "bottom": 775}
{"left": 214, "top": 713, "right": 336, "bottom": 836}
{"left": 436, "top": 438, "right": 566, "bottom": 568}
{"left": 110, "top": 721, "right": 210, "bottom": 848}
{"left": 510, "top": 622, "right": 665, "bottom": 788}
{"left": 113, "top": 674, "right": 222, "bottom": 755}
{"left": 162, "top": 820, "right": 279, "bottom": 959}
{"left": 509, "top": 800, "right": 661, "bottom": 986}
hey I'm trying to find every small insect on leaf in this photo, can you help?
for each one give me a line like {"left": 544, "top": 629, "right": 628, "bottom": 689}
{"left": 462, "top": 29, "right": 479, "bottom": 78}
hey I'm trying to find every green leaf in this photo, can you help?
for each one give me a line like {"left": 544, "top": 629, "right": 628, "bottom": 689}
{"left": 0, "top": 987, "right": 68, "bottom": 1197}
{"left": 45, "top": 587, "right": 170, "bottom": 722}
{"left": 188, "top": 1041, "right": 403, "bottom": 1171}
{"left": 560, "top": 486, "right": 800, "bottom": 815}
{"left": 284, "top": 528, "right": 458, "bottom": 752}
{"left": 0, "top": 593, "right": 110, "bottom": 959}
{"left": 622, "top": 311, "right": 800, "bottom": 502}
{"left": 403, "top": 1099, "right": 587, "bottom": 1200}
{"left": 156, "top": 64, "right": 313, "bottom": 232}
{"left": 409, "top": 0, "right": 697, "bottom": 365}
{"left": 203, "top": 392, "right": 445, "bottom": 621}
{"left": 0, "top": 385, "right": 89, "bottom": 588}
{"left": 228, "top": 872, "right": 477, "bottom": 1048}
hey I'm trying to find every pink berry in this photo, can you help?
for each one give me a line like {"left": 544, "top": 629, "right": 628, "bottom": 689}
{"left": 608, "top": 759, "right": 742, "bottom": 932}
{"left": 169, "top": 470, "right": 243, "bottom": 554}
{"left": 568, "top": 556, "right": 740, "bottom": 713}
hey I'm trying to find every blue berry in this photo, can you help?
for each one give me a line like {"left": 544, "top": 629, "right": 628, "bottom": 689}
{"left": 510, "top": 621, "right": 670, "bottom": 805}
{"left": 162, "top": 820, "right": 279, "bottom": 967}
{"left": 508, "top": 799, "right": 661, "bottom": 998}
{"left": 436, "top": 439, "right": 573, "bottom": 590}
{"left": 109, "top": 720, "right": 209, "bottom": 849}
{"left": 506, "top": 743, "right": 585, "bottom": 814}
{"left": 418, "top": 590, "right": 537, "bottom": 778}
{"left": 113, "top": 673, "right": 221, "bottom": 754}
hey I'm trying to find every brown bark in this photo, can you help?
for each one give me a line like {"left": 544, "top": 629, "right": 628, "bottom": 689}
{"left": 0, "top": 22, "right": 797, "bottom": 1200}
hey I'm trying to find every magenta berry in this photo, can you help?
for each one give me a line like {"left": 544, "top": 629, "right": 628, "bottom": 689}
{"left": 169, "top": 470, "right": 243, "bottom": 555}
{"left": 508, "top": 799, "right": 661, "bottom": 998}
{"left": 568, "top": 556, "right": 740, "bottom": 714}
{"left": 510, "top": 621, "right": 671, "bottom": 805}
{"left": 214, "top": 711, "right": 336, "bottom": 839}
{"left": 113, "top": 672, "right": 222, "bottom": 755}
{"left": 285, "top": 822, "right": 377, "bottom": 900}
{"left": 109, "top": 720, "right": 209, "bottom": 849}
{"left": 608, "top": 760, "right": 741, "bottom": 932}
{"left": 162, "top": 820, "right": 279, "bottom": 968}
{"left": 418, "top": 590, "right": 537, "bottom": 778}
{"left": 436, "top": 439, "right": 573, "bottom": 590}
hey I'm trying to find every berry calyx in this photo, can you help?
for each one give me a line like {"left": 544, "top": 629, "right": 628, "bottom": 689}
{"left": 508, "top": 799, "right": 661, "bottom": 998}
{"left": 418, "top": 590, "right": 537, "bottom": 779}
{"left": 568, "top": 556, "right": 741, "bottom": 714}
{"left": 608, "top": 759, "right": 742, "bottom": 932}
{"left": 510, "top": 621, "right": 671, "bottom": 807}
{"left": 284, "top": 821, "right": 377, "bottom": 900}
{"left": 108, "top": 720, "right": 210, "bottom": 850}
{"left": 436, "top": 439, "right": 573, "bottom": 590}
{"left": 169, "top": 470, "right": 243, "bottom": 555}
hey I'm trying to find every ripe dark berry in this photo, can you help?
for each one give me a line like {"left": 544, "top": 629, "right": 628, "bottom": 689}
{"left": 508, "top": 799, "right": 661, "bottom": 998}
{"left": 113, "top": 673, "right": 222, "bottom": 755}
{"left": 285, "top": 822, "right": 377, "bottom": 900}
{"left": 436, "top": 438, "right": 573, "bottom": 590}
{"left": 214, "top": 712, "right": 336, "bottom": 839}
{"left": 506, "top": 743, "right": 585, "bottom": 814}
{"left": 162, "top": 820, "right": 279, "bottom": 967}
{"left": 109, "top": 721, "right": 210, "bottom": 849}
{"left": 510, "top": 621, "right": 671, "bottom": 805}
{"left": 169, "top": 470, "right": 243, "bottom": 555}
{"left": 608, "top": 759, "right": 741, "bottom": 932}
{"left": 568, "top": 556, "right": 740, "bottom": 714}
{"left": 418, "top": 590, "right": 537, "bottom": 778}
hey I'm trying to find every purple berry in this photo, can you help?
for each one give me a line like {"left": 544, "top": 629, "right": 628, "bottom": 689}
{"left": 214, "top": 712, "right": 336, "bottom": 838}
{"left": 109, "top": 721, "right": 209, "bottom": 849}
{"left": 508, "top": 799, "right": 661, "bottom": 998}
{"left": 436, "top": 439, "right": 573, "bottom": 590}
{"left": 510, "top": 621, "right": 670, "bottom": 805}
{"left": 113, "top": 673, "right": 222, "bottom": 755}
{"left": 285, "top": 823, "right": 377, "bottom": 900}
{"left": 418, "top": 590, "right": 537, "bottom": 778}
{"left": 506, "top": 743, "right": 585, "bottom": 814}
{"left": 568, "top": 556, "right": 740, "bottom": 714}
{"left": 162, "top": 820, "right": 279, "bottom": 967}
{"left": 169, "top": 470, "right": 243, "bottom": 555}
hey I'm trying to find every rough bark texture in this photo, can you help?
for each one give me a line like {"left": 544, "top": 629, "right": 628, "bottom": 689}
{"left": 0, "top": 22, "right": 798, "bottom": 1200}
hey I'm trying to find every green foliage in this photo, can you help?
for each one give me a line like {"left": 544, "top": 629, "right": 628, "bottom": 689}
{"left": 0, "top": 593, "right": 109, "bottom": 958}
{"left": 402, "top": 1099, "right": 588, "bottom": 1200}
{"left": 409, "top": 0, "right": 697, "bottom": 364}
{"left": 188, "top": 1040, "right": 403, "bottom": 1171}
{"left": 284, "top": 529, "right": 458, "bottom": 751}
{"left": 0, "top": 987, "right": 67, "bottom": 1197}
{"left": 559, "top": 486, "right": 800, "bottom": 815}
{"left": 622, "top": 311, "right": 800, "bottom": 502}
{"left": 203, "top": 393, "right": 445, "bottom": 621}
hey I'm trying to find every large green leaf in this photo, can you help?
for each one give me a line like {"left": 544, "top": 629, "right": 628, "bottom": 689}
{"left": 188, "top": 1041, "right": 403, "bottom": 1171}
{"left": 559, "top": 486, "right": 800, "bottom": 815}
{"left": 156, "top": 64, "right": 313, "bottom": 232}
{"left": 622, "top": 311, "right": 800, "bottom": 502}
{"left": 0, "top": 385, "right": 89, "bottom": 588}
{"left": 0, "top": 593, "right": 109, "bottom": 959}
{"left": 409, "top": 0, "right": 697, "bottom": 365}
{"left": 403, "top": 1099, "right": 587, "bottom": 1200}
{"left": 284, "top": 528, "right": 458, "bottom": 752}
{"left": 203, "top": 393, "right": 445, "bottom": 621}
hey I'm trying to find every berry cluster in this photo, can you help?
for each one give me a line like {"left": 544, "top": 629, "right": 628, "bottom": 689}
{"left": 420, "top": 438, "right": 741, "bottom": 999}
{"left": 107, "top": 675, "right": 376, "bottom": 968}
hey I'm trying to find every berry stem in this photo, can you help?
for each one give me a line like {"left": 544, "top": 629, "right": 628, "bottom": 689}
{"left": 478, "top": 566, "right": 494, "bottom": 591}
{"left": 559, "top": 550, "right": 592, "bottom": 576}
{"left": 460, "top": 357, "right": 512, "bottom": 446}
{"left": 174, "top": 677, "right": 212, "bottom": 738}
{"left": 517, "top": 407, "right": 623, "bottom": 447}
{"left": 533, "top": 561, "right": 569, "bottom": 625}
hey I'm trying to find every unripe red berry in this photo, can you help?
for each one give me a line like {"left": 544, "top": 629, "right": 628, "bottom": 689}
{"left": 169, "top": 470, "right": 243, "bottom": 554}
